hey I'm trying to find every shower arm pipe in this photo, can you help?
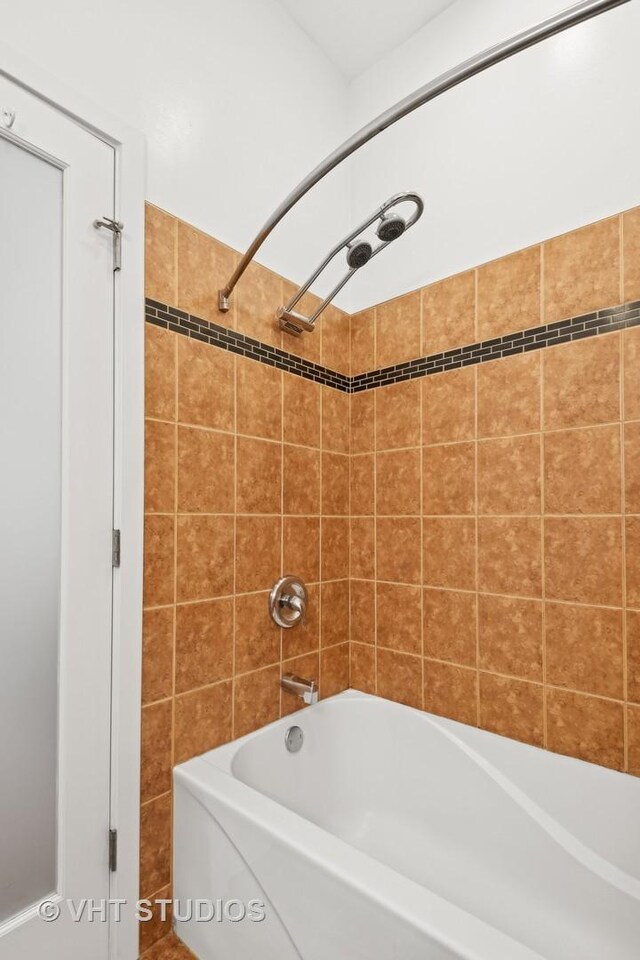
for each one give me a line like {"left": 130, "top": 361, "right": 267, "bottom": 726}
{"left": 284, "top": 192, "right": 423, "bottom": 325}
{"left": 217, "top": 0, "right": 630, "bottom": 312}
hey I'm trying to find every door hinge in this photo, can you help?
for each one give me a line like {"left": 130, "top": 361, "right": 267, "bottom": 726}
{"left": 94, "top": 216, "right": 124, "bottom": 271}
{"left": 109, "top": 828, "right": 118, "bottom": 872}
{"left": 112, "top": 529, "right": 121, "bottom": 568}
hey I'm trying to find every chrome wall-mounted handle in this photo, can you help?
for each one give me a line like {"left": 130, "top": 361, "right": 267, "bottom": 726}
{"left": 269, "top": 576, "right": 307, "bottom": 629}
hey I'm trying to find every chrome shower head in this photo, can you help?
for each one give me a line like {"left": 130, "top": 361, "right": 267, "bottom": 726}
{"left": 377, "top": 212, "right": 406, "bottom": 242}
{"left": 346, "top": 239, "right": 373, "bottom": 269}
{"left": 276, "top": 192, "right": 423, "bottom": 336}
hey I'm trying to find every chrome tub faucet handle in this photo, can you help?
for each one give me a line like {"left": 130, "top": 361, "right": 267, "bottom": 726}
{"left": 269, "top": 576, "right": 307, "bottom": 628}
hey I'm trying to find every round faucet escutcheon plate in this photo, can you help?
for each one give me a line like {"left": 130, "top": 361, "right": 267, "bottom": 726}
{"left": 269, "top": 575, "right": 308, "bottom": 629}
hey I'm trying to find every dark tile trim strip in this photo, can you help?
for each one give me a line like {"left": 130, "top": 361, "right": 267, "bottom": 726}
{"left": 144, "top": 299, "right": 351, "bottom": 392}
{"left": 145, "top": 298, "right": 640, "bottom": 394}
{"left": 350, "top": 300, "right": 640, "bottom": 393}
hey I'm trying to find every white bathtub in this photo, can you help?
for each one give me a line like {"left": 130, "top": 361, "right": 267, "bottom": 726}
{"left": 173, "top": 690, "right": 640, "bottom": 960}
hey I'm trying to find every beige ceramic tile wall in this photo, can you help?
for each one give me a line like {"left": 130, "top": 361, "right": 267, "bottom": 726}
{"left": 350, "top": 208, "right": 640, "bottom": 370}
{"left": 350, "top": 206, "right": 640, "bottom": 778}
{"left": 141, "top": 202, "right": 640, "bottom": 958}
{"left": 140, "top": 205, "right": 350, "bottom": 956}
{"left": 145, "top": 204, "right": 350, "bottom": 373}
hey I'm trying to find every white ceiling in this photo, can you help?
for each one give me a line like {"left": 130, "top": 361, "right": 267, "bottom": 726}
{"left": 277, "top": 0, "right": 457, "bottom": 80}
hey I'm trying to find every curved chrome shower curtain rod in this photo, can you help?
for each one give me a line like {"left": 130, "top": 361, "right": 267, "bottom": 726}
{"left": 218, "top": 0, "right": 631, "bottom": 313}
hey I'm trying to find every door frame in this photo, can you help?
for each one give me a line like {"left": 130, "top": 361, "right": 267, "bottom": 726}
{"left": 0, "top": 44, "right": 145, "bottom": 960}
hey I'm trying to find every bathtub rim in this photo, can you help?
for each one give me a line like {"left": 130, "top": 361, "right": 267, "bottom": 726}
{"left": 176, "top": 688, "right": 640, "bottom": 893}
{"left": 180, "top": 687, "right": 640, "bottom": 960}
{"left": 174, "top": 737, "right": 546, "bottom": 960}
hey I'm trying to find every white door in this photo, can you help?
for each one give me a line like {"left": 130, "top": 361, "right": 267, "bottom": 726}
{"left": 0, "top": 73, "right": 115, "bottom": 959}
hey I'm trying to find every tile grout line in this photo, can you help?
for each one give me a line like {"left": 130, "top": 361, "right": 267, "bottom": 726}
{"left": 619, "top": 213, "right": 625, "bottom": 308}
{"left": 348, "top": 366, "right": 352, "bottom": 689}
{"left": 169, "top": 327, "right": 178, "bottom": 898}
{"left": 279, "top": 364, "right": 284, "bottom": 719}
{"left": 150, "top": 509, "right": 637, "bottom": 527}
{"left": 540, "top": 241, "right": 547, "bottom": 748}
{"left": 473, "top": 270, "right": 480, "bottom": 727}
{"left": 319, "top": 383, "right": 324, "bottom": 697}
{"left": 231, "top": 354, "right": 238, "bottom": 739}
{"left": 540, "top": 334, "right": 548, "bottom": 749}
{"left": 474, "top": 362, "right": 480, "bottom": 728}
{"left": 620, "top": 214, "right": 629, "bottom": 773}
{"left": 419, "top": 291, "right": 425, "bottom": 710}
{"left": 347, "top": 316, "right": 352, "bottom": 693}
{"left": 373, "top": 308, "right": 378, "bottom": 696}
{"left": 620, "top": 330, "right": 629, "bottom": 772}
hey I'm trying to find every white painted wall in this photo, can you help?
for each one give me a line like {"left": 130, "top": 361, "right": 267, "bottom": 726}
{"left": 1, "top": 0, "right": 352, "bottom": 298}
{"left": 346, "top": 0, "right": 640, "bottom": 310}
{"left": 4, "top": 0, "right": 640, "bottom": 314}
{"left": 277, "top": 0, "right": 456, "bottom": 79}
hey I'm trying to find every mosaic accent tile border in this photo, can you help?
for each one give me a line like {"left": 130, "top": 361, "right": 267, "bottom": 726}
{"left": 146, "top": 298, "right": 640, "bottom": 394}
{"left": 145, "top": 299, "right": 351, "bottom": 392}
{"left": 350, "top": 300, "right": 640, "bottom": 392}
